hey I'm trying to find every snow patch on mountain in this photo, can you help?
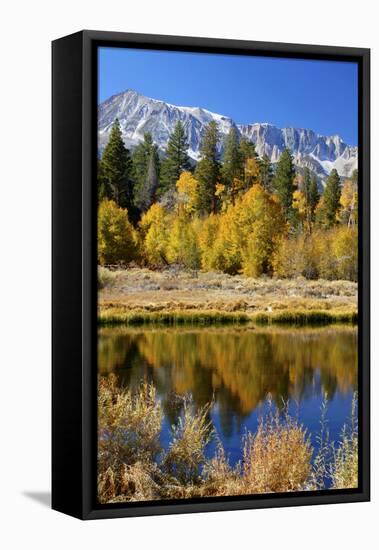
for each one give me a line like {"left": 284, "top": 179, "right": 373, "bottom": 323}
{"left": 98, "top": 89, "right": 358, "bottom": 180}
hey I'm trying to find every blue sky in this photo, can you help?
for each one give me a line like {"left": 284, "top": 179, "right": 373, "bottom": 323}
{"left": 98, "top": 47, "right": 358, "bottom": 145}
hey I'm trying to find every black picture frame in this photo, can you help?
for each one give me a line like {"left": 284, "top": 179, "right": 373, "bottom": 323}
{"left": 52, "top": 30, "right": 370, "bottom": 520}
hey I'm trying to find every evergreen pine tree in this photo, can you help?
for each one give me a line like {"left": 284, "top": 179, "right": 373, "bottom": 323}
{"left": 100, "top": 119, "right": 133, "bottom": 208}
{"left": 308, "top": 173, "right": 320, "bottom": 223}
{"left": 272, "top": 148, "right": 296, "bottom": 222}
{"left": 259, "top": 154, "right": 274, "bottom": 192}
{"left": 239, "top": 136, "right": 258, "bottom": 163}
{"left": 195, "top": 121, "right": 220, "bottom": 214}
{"left": 351, "top": 168, "right": 358, "bottom": 186}
{"left": 97, "top": 159, "right": 107, "bottom": 201}
{"left": 322, "top": 168, "right": 341, "bottom": 227}
{"left": 136, "top": 150, "right": 159, "bottom": 212}
{"left": 301, "top": 168, "right": 319, "bottom": 232}
{"left": 221, "top": 127, "right": 243, "bottom": 199}
{"left": 131, "top": 133, "right": 159, "bottom": 187}
{"left": 132, "top": 133, "right": 160, "bottom": 211}
{"left": 159, "top": 121, "right": 190, "bottom": 194}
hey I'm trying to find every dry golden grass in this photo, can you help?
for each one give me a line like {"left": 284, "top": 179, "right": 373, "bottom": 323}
{"left": 98, "top": 462, "right": 162, "bottom": 503}
{"left": 97, "top": 377, "right": 358, "bottom": 504}
{"left": 330, "top": 395, "right": 358, "bottom": 489}
{"left": 308, "top": 393, "right": 358, "bottom": 491}
{"left": 241, "top": 409, "right": 312, "bottom": 493}
{"left": 97, "top": 376, "right": 163, "bottom": 502}
{"left": 199, "top": 445, "right": 241, "bottom": 497}
{"left": 162, "top": 400, "right": 213, "bottom": 484}
{"left": 99, "top": 306, "right": 356, "bottom": 326}
{"left": 98, "top": 267, "right": 357, "bottom": 326}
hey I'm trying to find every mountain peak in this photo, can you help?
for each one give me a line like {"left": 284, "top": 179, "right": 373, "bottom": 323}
{"left": 98, "top": 91, "right": 357, "bottom": 180}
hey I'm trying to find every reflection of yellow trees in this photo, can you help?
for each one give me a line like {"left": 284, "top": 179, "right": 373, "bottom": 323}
{"left": 99, "top": 328, "right": 357, "bottom": 418}
{"left": 98, "top": 333, "right": 134, "bottom": 373}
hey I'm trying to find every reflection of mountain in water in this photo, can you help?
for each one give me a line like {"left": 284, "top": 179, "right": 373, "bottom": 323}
{"left": 98, "top": 327, "right": 357, "bottom": 436}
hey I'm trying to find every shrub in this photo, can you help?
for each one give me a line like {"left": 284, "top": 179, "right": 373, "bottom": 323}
{"left": 162, "top": 399, "right": 212, "bottom": 484}
{"left": 98, "top": 199, "right": 138, "bottom": 265}
{"left": 97, "top": 266, "right": 116, "bottom": 289}
{"left": 201, "top": 445, "right": 242, "bottom": 497}
{"left": 97, "top": 378, "right": 357, "bottom": 503}
{"left": 98, "top": 376, "right": 163, "bottom": 503}
{"left": 332, "top": 226, "right": 358, "bottom": 282}
{"left": 273, "top": 234, "right": 319, "bottom": 279}
{"left": 98, "top": 376, "right": 162, "bottom": 470}
{"left": 241, "top": 407, "right": 312, "bottom": 493}
{"left": 273, "top": 227, "right": 358, "bottom": 281}
{"left": 330, "top": 394, "right": 358, "bottom": 489}
{"left": 98, "top": 461, "right": 162, "bottom": 503}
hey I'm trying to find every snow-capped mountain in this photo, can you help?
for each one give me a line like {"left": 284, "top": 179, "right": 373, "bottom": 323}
{"left": 98, "top": 89, "right": 358, "bottom": 180}
{"left": 238, "top": 124, "right": 358, "bottom": 179}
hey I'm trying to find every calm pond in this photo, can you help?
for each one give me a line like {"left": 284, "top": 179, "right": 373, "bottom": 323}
{"left": 98, "top": 326, "right": 357, "bottom": 465}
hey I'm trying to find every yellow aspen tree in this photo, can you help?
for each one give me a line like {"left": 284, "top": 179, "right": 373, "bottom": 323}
{"left": 166, "top": 214, "right": 201, "bottom": 270}
{"left": 197, "top": 214, "right": 220, "bottom": 271}
{"left": 238, "top": 185, "right": 286, "bottom": 277}
{"left": 176, "top": 171, "right": 201, "bottom": 215}
{"left": 98, "top": 200, "right": 138, "bottom": 266}
{"left": 339, "top": 179, "right": 358, "bottom": 226}
{"left": 292, "top": 189, "right": 307, "bottom": 228}
{"left": 332, "top": 226, "right": 358, "bottom": 281}
{"left": 244, "top": 157, "right": 260, "bottom": 189}
{"left": 139, "top": 203, "right": 169, "bottom": 266}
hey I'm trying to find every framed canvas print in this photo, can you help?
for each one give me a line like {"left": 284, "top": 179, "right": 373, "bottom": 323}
{"left": 52, "top": 30, "right": 370, "bottom": 520}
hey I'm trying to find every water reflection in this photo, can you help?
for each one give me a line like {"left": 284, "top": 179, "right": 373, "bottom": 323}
{"left": 98, "top": 326, "right": 357, "bottom": 439}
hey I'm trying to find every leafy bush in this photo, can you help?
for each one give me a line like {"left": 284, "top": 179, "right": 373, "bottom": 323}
{"left": 241, "top": 407, "right": 312, "bottom": 493}
{"left": 98, "top": 375, "right": 162, "bottom": 471}
{"left": 98, "top": 200, "right": 138, "bottom": 265}
{"left": 163, "top": 400, "right": 212, "bottom": 484}
{"left": 98, "top": 266, "right": 116, "bottom": 289}
{"left": 332, "top": 226, "right": 358, "bottom": 281}
{"left": 273, "top": 227, "right": 358, "bottom": 282}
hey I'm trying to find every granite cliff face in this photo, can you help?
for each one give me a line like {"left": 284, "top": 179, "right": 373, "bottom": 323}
{"left": 98, "top": 89, "right": 358, "bottom": 180}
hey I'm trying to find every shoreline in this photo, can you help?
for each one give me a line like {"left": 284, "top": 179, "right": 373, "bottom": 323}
{"left": 99, "top": 267, "right": 357, "bottom": 327}
{"left": 98, "top": 307, "right": 357, "bottom": 327}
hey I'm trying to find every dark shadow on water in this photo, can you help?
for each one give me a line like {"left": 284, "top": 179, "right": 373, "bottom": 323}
{"left": 23, "top": 491, "right": 51, "bottom": 508}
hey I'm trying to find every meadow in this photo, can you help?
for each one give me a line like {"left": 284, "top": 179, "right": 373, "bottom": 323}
{"left": 98, "top": 266, "right": 357, "bottom": 326}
